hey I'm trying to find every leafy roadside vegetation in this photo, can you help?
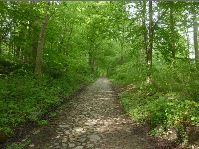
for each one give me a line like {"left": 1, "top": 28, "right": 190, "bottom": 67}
{"left": 108, "top": 1, "right": 199, "bottom": 147}
{"left": 0, "top": 2, "right": 98, "bottom": 135}
{"left": 111, "top": 54, "right": 199, "bottom": 145}
{"left": 0, "top": 70, "right": 93, "bottom": 135}
{"left": 0, "top": 2, "right": 125, "bottom": 138}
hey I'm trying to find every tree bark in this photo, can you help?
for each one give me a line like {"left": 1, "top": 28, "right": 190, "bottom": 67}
{"left": 31, "top": 27, "right": 39, "bottom": 64}
{"left": 146, "top": 1, "right": 153, "bottom": 83}
{"left": 193, "top": 11, "right": 199, "bottom": 63}
{"left": 142, "top": 0, "right": 147, "bottom": 60}
{"left": 169, "top": 1, "right": 176, "bottom": 59}
{"left": 0, "top": 39, "right": 2, "bottom": 56}
{"left": 185, "top": 27, "right": 190, "bottom": 53}
{"left": 34, "top": 13, "right": 49, "bottom": 76}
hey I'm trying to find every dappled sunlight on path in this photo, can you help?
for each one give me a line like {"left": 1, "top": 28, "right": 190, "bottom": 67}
{"left": 28, "top": 78, "right": 148, "bottom": 149}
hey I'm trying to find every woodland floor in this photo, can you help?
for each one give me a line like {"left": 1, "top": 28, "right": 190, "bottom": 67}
{"left": 11, "top": 78, "right": 179, "bottom": 149}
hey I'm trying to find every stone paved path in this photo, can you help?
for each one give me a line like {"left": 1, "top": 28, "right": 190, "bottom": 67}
{"left": 26, "top": 78, "right": 149, "bottom": 149}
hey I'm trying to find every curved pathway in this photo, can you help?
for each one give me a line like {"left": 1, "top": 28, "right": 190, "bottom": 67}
{"left": 26, "top": 78, "right": 149, "bottom": 149}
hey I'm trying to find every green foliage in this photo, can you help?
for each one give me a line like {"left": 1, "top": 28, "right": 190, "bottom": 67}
{"left": 153, "top": 60, "right": 199, "bottom": 101}
{"left": 119, "top": 84, "right": 199, "bottom": 131}
{"left": 108, "top": 1, "right": 199, "bottom": 144}
{"left": 0, "top": 1, "right": 199, "bottom": 146}
{"left": 37, "top": 120, "right": 48, "bottom": 126}
{"left": 0, "top": 2, "right": 98, "bottom": 135}
{"left": 110, "top": 61, "right": 146, "bottom": 84}
{"left": 113, "top": 58, "right": 199, "bottom": 143}
{"left": 0, "top": 70, "right": 92, "bottom": 134}
{"left": 7, "top": 139, "right": 30, "bottom": 149}
{"left": 7, "top": 143, "right": 26, "bottom": 149}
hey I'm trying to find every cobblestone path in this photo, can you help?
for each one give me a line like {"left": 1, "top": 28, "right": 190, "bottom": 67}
{"left": 26, "top": 78, "right": 148, "bottom": 149}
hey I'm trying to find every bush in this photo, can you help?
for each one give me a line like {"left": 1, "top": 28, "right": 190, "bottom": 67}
{"left": 119, "top": 84, "right": 199, "bottom": 143}
{"left": 0, "top": 70, "right": 93, "bottom": 135}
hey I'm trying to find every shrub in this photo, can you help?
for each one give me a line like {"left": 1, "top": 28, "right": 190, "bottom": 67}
{"left": 0, "top": 70, "right": 93, "bottom": 135}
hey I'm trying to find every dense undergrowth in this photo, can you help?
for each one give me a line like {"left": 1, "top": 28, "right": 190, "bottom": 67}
{"left": 110, "top": 60, "right": 199, "bottom": 145}
{"left": 0, "top": 62, "right": 94, "bottom": 135}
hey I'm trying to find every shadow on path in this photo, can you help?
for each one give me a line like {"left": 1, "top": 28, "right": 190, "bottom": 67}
{"left": 19, "top": 78, "right": 158, "bottom": 149}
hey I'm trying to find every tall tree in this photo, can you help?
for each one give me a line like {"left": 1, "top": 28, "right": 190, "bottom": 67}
{"left": 169, "top": 1, "right": 176, "bottom": 59}
{"left": 142, "top": 0, "right": 148, "bottom": 61}
{"left": 193, "top": 8, "right": 198, "bottom": 63}
{"left": 147, "top": 1, "right": 153, "bottom": 83}
{"left": 35, "top": 4, "right": 49, "bottom": 76}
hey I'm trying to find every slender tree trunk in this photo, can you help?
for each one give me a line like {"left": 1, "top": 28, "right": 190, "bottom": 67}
{"left": 169, "top": 1, "right": 176, "bottom": 59}
{"left": 120, "top": 36, "right": 124, "bottom": 64}
{"left": 31, "top": 26, "right": 38, "bottom": 64}
{"left": 119, "top": 7, "right": 125, "bottom": 65}
{"left": 193, "top": 11, "right": 199, "bottom": 64}
{"left": 15, "top": 46, "right": 20, "bottom": 60}
{"left": 185, "top": 27, "right": 190, "bottom": 53}
{"left": 0, "top": 24, "right": 2, "bottom": 56}
{"left": 0, "top": 39, "right": 2, "bottom": 56}
{"left": 34, "top": 13, "right": 49, "bottom": 76}
{"left": 30, "top": 1, "right": 38, "bottom": 64}
{"left": 142, "top": 0, "right": 147, "bottom": 60}
{"left": 146, "top": 1, "right": 153, "bottom": 83}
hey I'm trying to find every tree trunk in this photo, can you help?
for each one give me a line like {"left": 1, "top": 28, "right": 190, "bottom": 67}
{"left": 30, "top": 1, "right": 39, "bottom": 65}
{"left": 0, "top": 39, "right": 2, "bottom": 56}
{"left": 34, "top": 13, "right": 49, "bottom": 76}
{"left": 169, "top": 1, "right": 176, "bottom": 59}
{"left": 193, "top": 11, "right": 199, "bottom": 64}
{"left": 142, "top": 0, "right": 147, "bottom": 61}
{"left": 31, "top": 26, "right": 39, "bottom": 64}
{"left": 146, "top": 1, "right": 153, "bottom": 83}
{"left": 185, "top": 27, "right": 190, "bottom": 54}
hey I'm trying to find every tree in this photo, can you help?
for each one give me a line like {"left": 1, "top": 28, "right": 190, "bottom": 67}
{"left": 147, "top": 1, "right": 153, "bottom": 83}
{"left": 34, "top": 4, "right": 49, "bottom": 76}
{"left": 193, "top": 7, "right": 198, "bottom": 63}
{"left": 169, "top": 1, "right": 176, "bottom": 59}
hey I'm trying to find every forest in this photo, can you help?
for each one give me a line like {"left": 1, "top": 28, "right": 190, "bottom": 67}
{"left": 0, "top": 1, "right": 199, "bottom": 149}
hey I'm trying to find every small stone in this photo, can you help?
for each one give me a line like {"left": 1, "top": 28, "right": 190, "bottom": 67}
{"left": 79, "top": 137, "right": 86, "bottom": 142}
{"left": 68, "top": 143, "right": 75, "bottom": 148}
{"left": 82, "top": 143, "right": 86, "bottom": 146}
{"left": 62, "top": 143, "right": 67, "bottom": 147}
{"left": 88, "top": 134, "right": 101, "bottom": 142}
{"left": 55, "top": 135, "right": 61, "bottom": 139}
{"left": 54, "top": 143, "right": 59, "bottom": 146}
{"left": 87, "top": 144, "right": 94, "bottom": 148}
{"left": 75, "top": 127, "right": 84, "bottom": 132}
{"left": 77, "top": 142, "right": 81, "bottom": 145}
{"left": 59, "top": 124, "right": 70, "bottom": 128}
{"left": 62, "top": 138, "right": 68, "bottom": 143}
{"left": 65, "top": 130, "right": 70, "bottom": 134}
{"left": 74, "top": 146, "right": 84, "bottom": 149}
